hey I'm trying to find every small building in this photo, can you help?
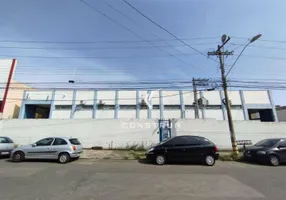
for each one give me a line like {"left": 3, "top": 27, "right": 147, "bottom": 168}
{"left": 17, "top": 89, "right": 278, "bottom": 122}
{"left": 0, "top": 59, "right": 32, "bottom": 119}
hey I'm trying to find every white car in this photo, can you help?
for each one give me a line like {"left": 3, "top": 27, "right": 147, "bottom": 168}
{"left": 0, "top": 136, "right": 15, "bottom": 157}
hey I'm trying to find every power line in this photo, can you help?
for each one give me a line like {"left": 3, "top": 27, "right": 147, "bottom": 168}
{"left": 121, "top": 0, "right": 219, "bottom": 64}
{"left": 1, "top": 53, "right": 286, "bottom": 60}
{"left": 0, "top": 42, "right": 218, "bottom": 50}
{"left": 78, "top": 0, "right": 204, "bottom": 72}
{"left": 100, "top": 0, "right": 206, "bottom": 72}
{"left": 0, "top": 37, "right": 220, "bottom": 44}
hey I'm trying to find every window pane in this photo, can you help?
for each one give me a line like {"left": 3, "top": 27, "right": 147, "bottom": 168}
{"left": 0, "top": 137, "right": 7, "bottom": 143}
{"left": 36, "top": 138, "right": 54, "bottom": 146}
{"left": 185, "top": 136, "right": 201, "bottom": 145}
{"left": 53, "top": 138, "right": 68, "bottom": 145}
{"left": 69, "top": 139, "right": 81, "bottom": 145}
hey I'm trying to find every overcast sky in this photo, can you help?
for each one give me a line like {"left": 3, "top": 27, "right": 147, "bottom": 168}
{"left": 1, "top": 0, "right": 286, "bottom": 105}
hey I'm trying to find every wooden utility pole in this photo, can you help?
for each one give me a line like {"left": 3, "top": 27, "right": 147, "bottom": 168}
{"left": 208, "top": 35, "right": 239, "bottom": 155}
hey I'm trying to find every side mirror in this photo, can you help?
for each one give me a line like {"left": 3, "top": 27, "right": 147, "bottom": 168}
{"left": 32, "top": 143, "right": 37, "bottom": 147}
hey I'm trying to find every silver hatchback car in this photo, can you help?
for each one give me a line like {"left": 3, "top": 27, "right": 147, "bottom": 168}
{"left": 0, "top": 136, "right": 16, "bottom": 157}
{"left": 10, "top": 137, "right": 83, "bottom": 164}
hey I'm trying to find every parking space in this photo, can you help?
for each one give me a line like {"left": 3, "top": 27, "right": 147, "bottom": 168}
{"left": 0, "top": 158, "right": 285, "bottom": 200}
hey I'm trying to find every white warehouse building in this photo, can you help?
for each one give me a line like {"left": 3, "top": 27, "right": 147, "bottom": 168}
{"left": 18, "top": 89, "right": 278, "bottom": 122}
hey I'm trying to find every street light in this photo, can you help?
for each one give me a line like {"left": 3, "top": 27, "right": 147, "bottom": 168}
{"left": 225, "top": 34, "right": 262, "bottom": 77}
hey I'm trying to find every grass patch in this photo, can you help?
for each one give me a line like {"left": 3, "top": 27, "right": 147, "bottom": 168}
{"left": 219, "top": 152, "right": 243, "bottom": 161}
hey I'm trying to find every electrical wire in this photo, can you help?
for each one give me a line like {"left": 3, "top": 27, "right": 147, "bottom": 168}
{"left": 99, "top": 0, "right": 206, "bottom": 72}
{"left": 121, "top": 0, "right": 218, "bottom": 64}
{"left": 78, "top": 0, "right": 204, "bottom": 72}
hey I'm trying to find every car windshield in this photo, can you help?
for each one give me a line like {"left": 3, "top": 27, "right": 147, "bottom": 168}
{"left": 254, "top": 139, "right": 280, "bottom": 147}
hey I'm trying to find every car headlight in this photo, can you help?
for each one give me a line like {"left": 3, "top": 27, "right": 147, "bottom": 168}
{"left": 147, "top": 147, "right": 154, "bottom": 153}
{"left": 257, "top": 151, "right": 266, "bottom": 155}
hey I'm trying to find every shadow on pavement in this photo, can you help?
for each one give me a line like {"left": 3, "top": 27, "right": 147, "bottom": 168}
{"left": 138, "top": 158, "right": 208, "bottom": 166}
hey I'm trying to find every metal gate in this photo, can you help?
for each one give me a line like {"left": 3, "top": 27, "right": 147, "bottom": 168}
{"left": 158, "top": 119, "right": 172, "bottom": 142}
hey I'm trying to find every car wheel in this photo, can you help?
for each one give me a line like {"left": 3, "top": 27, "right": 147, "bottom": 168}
{"left": 58, "top": 153, "right": 70, "bottom": 164}
{"left": 12, "top": 151, "right": 25, "bottom": 162}
{"left": 155, "top": 155, "right": 166, "bottom": 165}
{"left": 269, "top": 155, "right": 280, "bottom": 166}
{"left": 204, "top": 155, "right": 215, "bottom": 166}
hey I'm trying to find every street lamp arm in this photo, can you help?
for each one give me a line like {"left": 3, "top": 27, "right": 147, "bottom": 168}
{"left": 225, "top": 42, "right": 250, "bottom": 77}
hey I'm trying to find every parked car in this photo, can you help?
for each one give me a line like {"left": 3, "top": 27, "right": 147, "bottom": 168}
{"left": 10, "top": 137, "right": 83, "bottom": 164}
{"left": 145, "top": 135, "right": 219, "bottom": 166}
{"left": 243, "top": 138, "right": 286, "bottom": 166}
{"left": 0, "top": 136, "right": 16, "bottom": 157}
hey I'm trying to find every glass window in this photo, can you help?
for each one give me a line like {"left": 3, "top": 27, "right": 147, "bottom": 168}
{"left": 69, "top": 139, "right": 81, "bottom": 145}
{"left": 36, "top": 138, "right": 54, "bottom": 146}
{"left": 53, "top": 138, "right": 68, "bottom": 146}
{"left": 254, "top": 139, "right": 280, "bottom": 147}
{"left": 0, "top": 137, "right": 7, "bottom": 143}
{"left": 278, "top": 140, "right": 286, "bottom": 147}
{"left": 0, "top": 137, "right": 13, "bottom": 143}
{"left": 185, "top": 136, "right": 202, "bottom": 145}
{"left": 164, "top": 136, "right": 189, "bottom": 146}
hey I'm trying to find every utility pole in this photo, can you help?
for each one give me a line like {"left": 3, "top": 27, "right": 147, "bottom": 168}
{"left": 208, "top": 35, "right": 239, "bottom": 155}
{"left": 192, "top": 78, "right": 209, "bottom": 119}
{"left": 192, "top": 78, "right": 199, "bottom": 119}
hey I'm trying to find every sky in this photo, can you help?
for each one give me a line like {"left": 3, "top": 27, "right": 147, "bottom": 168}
{"left": 0, "top": 0, "right": 286, "bottom": 104}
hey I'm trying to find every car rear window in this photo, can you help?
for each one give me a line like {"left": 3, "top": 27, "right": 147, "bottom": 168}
{"left": 0, "top": 137, "right": 14, "bottom": 143}
{"left": 69, "top": 139, "right": 81, "bottom": 145}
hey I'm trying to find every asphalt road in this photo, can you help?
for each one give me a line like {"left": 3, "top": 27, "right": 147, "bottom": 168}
{"left": 0, "top": 158, "right": 285, "bottom": 200}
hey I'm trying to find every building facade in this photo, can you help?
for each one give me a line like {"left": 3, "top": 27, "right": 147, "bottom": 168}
{"left": 18, "top": 89, "right": 278, "bottom": 122}
{"left": 0, "top": 59, "right": 30, "bottom": 119}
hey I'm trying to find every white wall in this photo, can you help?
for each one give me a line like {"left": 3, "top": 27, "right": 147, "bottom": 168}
{"left": 152, "top": 110, "right": 160, "bottom": 119}
{"left": 76, "top": 91, "right": 94, "bottom": 105}
{"left": 97, "top": 91, "right": 115, "bottom": 105}
{"left": 2, "top": 119, "right": 286, "bottom": 149}
{"left": 231, "top": 109, "right": 245, "bottom": 120}
{"left": 162, "top": 91, "right": 180, "bottom": 105}
{"left": 96, "top": 110, "right": 114, "bottom": 119}
{"left": 140, "top": 109, "right": 148, "bottom": 119}
{"left": 205, "top": 109, "right": 223, "bottom": 120}
{"left": 26, "top": 91, "right": 53, "bottom": 101}
{"left": 228, "top": 91, "right": 242, "bottom": 105}
{"left": 182, "top": 91, "right": 194, "bottom": 105}
{"left": 52, "top": 110, "right": 71, "bottom": 119}
{"left": 74, "top": 110, "right": 93, "bottom": 119}
{"left": 118, "top": 91, "right": 136, "bottom": 105}
{"left": 202, "top": 91, "right": 221, "bottom": 105}
{"left": 164, "top": 110, "right": 181, "bottom": 119}
{"left": 118, "top": 110, "right": 136, "bottom": 119}
{"left": 54, "top": 90, "right": 73, "bottom": 105}
{"left": 244, "top": 91, "right": 270, "bottom": 104}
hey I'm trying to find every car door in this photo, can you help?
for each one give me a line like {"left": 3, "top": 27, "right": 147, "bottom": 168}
{"left": 28, "top": 138, "right": 55, "bottom": 159}
{"left": 184, "top": 136, "right": 203, "bottom": 162}
{"left": 277, "top": 140, "right": 286, "bottom": 162}
{"left": 162, "top": 137, "right": 188, "bottom": 162}
{"left": 50, "top": 138, "right": 69, "bottom": 159}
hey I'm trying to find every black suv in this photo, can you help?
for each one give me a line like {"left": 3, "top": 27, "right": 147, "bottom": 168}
{"left": 243, "top": 138, "right": 286, "bottom": 166}
{"left": 145, "top": 135, "right": 219, "bottom": 166}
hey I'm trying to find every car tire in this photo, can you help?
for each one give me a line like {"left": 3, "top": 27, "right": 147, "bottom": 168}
{"left": 58, "top": 153, "right": 70, "bottom": 164}
{"left": 12, "top": 151, "right": 25, "bottom": 162}
{"left": 155, "top": 155, "right": 166, "bottom": 165}
{"left": 204, "top": 155, "right": 215, "bottom": 166}
{"left": 269, "top": 155, "right": 280, "bottom": 166}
